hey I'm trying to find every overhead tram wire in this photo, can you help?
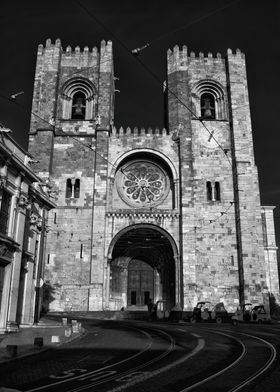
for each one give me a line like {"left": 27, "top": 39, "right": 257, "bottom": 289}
{"left": 68, "top": 1, "right": 246, "bottom": 230}
{"left": 0, "top": 89, "right": 179, "bottom": 207}
{"left": 0, "top": 91, "right": 114, "bottom": 165}
{"left": 0, "top": 89, "right": 179, "bottom": 199}
{"left": 0, "top": 0, "right": 242, "bottom": 232}
{"left": 72, "top": 0, "right": 234, "bottom": 167}
{"left": 134, "top": 56, "right": 233, "bottom": 166}
{"left": 144, "top": 0, "right": 241, "bottom": 47}
{"left": 0, "top": 101, "right": 237, "bottom": 233}
{"left": 0, "top": 87, "right": 236, "bottom": 227}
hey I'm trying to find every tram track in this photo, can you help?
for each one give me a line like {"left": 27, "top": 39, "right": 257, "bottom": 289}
{"left": 63, "top": 327, "right": 177, "bottom": 392}
{"left": 176, "top": 328, "right": 277, "bottom": 392}
{"left": 95, "top": 325, "right": 277, "bottom": 392}
{"left": 25, "top": 324, "right": 177, "bottom": 392}
{"left": 3, "top": 322, "right": 278, "bottom": 392}
{"left": 105, "top": 327, "right": 243, "bottom": 392}
{"left": 221, "top": 330, "right": 277, "bottom": 392}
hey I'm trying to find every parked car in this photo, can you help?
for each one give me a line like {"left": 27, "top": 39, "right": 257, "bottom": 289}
{"left": 231, "top": 303, "right": 271, "bottom": 325}
{"left": 190, "top": 301, "right": 228, "bottom": 324}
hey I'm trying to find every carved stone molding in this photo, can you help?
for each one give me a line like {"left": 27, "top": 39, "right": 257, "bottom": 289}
{"left": 106, "top": 211, "right": 179, "bottom": 220}
{"left": 0, "top": 177, "right": 6, "bottom": 189}
{"left": 0, "top": 239, "right": 16, "bottom": 262}
{"left": 18, "top": 195, "right": 31, "bottom": 209}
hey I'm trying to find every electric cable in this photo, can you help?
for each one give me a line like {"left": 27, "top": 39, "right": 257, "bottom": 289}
{"left": 72, "top": 0, "right": 235, "bottom": 166}
{"left": 147, "top": 0, "right": 241, "bottom": 47}
{"left": 0, "top": 0, "right": 254, "bottom": 232}
{"left": 0, "top": 90, "right": 246, "bottom": 231}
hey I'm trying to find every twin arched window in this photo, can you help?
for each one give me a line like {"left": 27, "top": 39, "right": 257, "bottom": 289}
{"left": 66, "top": 178, "right": 80, "bottom": 199}
{"left": 206, "top": 181, "right": 221, "bottom": 201}
{"left": 61, "top": 79, "right": 96, "bottom": 120}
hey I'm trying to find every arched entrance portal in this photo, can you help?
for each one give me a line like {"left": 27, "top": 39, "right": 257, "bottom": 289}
{"left": 107, "top": 225, "right": 177, "bottom": 311}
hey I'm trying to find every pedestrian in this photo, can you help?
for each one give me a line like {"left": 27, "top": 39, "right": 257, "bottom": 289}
{"left": 152, "top": 301, "right": 158, "bottom": 320}
{"left": 147, "top": 298, "right": 153, "bottom": 320}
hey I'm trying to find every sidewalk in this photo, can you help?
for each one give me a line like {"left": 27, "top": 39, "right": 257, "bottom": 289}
{"left": 0, "top": 316, "right": 84, "bottom": 364}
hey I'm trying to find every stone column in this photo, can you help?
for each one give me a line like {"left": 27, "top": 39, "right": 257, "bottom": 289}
{"left": 6, "top": 176, "right": 26, "bottom": 331}
{"left": 0, "top": 263, "right": 12, "bottom": 332}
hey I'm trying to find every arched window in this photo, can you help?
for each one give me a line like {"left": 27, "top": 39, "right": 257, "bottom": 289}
{"left": 192, "top": 80, "right": 227, "bottom": 120}
{"left": 74, "top": 179, "right": 80, "bottom": 198}
{"left": 206, "top": 181, "right": 221, "bottom": 202}
{"left": 206, "top": 181, "right": 212, "bottom": 201}
{"left": 214, "top": 182, "right": 220, "bottom": 201}
{"left": 66, "top": 179, "right": 73, "bottom": 198}
{"left": 61, "top": 78, "right": 96, "bottom": 120}
{"left": 71, "top": 92, "right": 86, "bottom": 119}
{"left": 200, "top": 93, "right": 215, "bottom": 119}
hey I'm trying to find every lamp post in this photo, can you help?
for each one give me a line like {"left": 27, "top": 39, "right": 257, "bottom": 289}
{"left": 172, "top": 130, "right": 184, "bottom": 310}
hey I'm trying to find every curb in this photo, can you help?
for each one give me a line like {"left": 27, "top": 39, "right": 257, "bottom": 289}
{"left": 0, "top": 327, "right": 87, "bottom": 365}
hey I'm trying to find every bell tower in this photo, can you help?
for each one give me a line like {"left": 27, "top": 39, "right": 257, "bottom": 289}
{"left": 166, "top": 46, "right": 273, "bottom": 309}
{"left": 28, "top": 39, "right": 115, "bottom": 311}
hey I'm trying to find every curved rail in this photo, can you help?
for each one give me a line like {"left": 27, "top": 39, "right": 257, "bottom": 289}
{"left": 27, "top": 324, "right": 154, "bottom": 392}
{"left": 226, "top": 332, "right": 277, "bottom": 392}
{"left": 27, "top": 325, "right": 175, "bottom": 392}
{"left": 66, "top": 327, "right": 176, "bottom": 392}
{"left": 26, "top": 324, "right": 277, "bottom": 392}
{"left": 179, "top": 329, "right": 276, "bottom": 392}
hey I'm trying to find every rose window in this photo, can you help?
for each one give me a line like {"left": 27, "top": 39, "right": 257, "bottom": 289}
{"left": 117, "top": 161, "right": 169, "bottom": 207}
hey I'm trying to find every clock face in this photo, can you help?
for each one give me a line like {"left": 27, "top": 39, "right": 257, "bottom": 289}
{"left": 199, "top": 123, "right": 221, "bottom": 149}
{"left": 117, "top": 160, "right": 170, "bottom": 207}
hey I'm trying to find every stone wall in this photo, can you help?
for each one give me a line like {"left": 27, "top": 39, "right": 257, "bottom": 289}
{"left": 27, "top": 40, "right": 279, "bottom": 313}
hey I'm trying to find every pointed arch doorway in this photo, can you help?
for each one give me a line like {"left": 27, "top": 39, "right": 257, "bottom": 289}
{"left": 107, "top": 224, "right": 178, "bottom": 311}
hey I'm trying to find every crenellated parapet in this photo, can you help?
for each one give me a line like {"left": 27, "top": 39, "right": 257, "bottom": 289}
{"left": 167, "top": 45, "right": 245, "bottom": 74}
{"left": 36, "top": 38, "right": 113, "bottom": 69}
{"left": 29, "top": 38, "right": 114, "bottom": 136}
{"left": 111, "top": 126, "right": 169, "bottom": 137}
{"left": 37, "top": 37, "right": 101, "bottom": 56}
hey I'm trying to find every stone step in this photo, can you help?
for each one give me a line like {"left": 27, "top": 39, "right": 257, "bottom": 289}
{"left": 46, "top": 310, "right": 148, "bottom": 321}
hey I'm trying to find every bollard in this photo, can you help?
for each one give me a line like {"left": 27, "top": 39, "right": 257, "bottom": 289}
{"left": 51, "top": 336, "right": 60, "bottom": 344}
{"left": 62, "top": 317, "right": 67, "bottom": 326}
{"left": 34, "top": 337, "right": 44, "bottom": 348}
{"left": 6, "top": 345, "right": 18, "bottom": 358}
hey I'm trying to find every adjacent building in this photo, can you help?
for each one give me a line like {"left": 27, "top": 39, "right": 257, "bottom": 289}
{"left": 27, "top": 39, "right": 279, "bottom": 314}
{"left": 0, "top": 128, "right": 55, "bottom": 332}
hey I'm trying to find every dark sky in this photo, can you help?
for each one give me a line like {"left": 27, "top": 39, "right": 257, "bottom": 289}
{"left": 1, "top": 0, "right": 280, "bottom": 246}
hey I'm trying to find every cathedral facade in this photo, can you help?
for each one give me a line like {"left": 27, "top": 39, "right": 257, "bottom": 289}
{"left": 28, "top": 39, "right": 279, "bottom": 313}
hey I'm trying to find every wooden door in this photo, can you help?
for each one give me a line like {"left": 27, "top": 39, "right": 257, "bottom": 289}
{"left": 127, "top": 260, "right": 154, "bottom": 306}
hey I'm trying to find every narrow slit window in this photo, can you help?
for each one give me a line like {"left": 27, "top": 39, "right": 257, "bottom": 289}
{"left": 74, "top": 179, "right": 80, "bottom": 198}
{"left": 206, "top": 181, "right": 212, "bottom": 201}
{"left": 214, "top": 182, "right": 221, "bottom": 201}
{"left": 80, "top": 244, "right": 83, "bottom": 259}
{"left": 66, "top": 178, "right": 72, "bottom": 198}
